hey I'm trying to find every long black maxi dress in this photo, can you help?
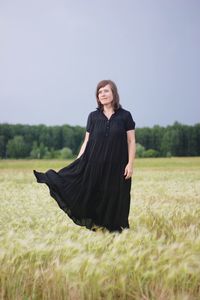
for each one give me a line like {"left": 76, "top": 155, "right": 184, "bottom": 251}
{"left": 33, "top": 107, "right": 136, "bottom": 233}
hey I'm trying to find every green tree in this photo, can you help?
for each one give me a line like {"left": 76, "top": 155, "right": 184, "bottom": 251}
{"left": 59, "top": 147, "right": 73, "bottom": 159}
{"left": 160, "top": 129, "right": 172, "bottom": 156}
{"left": 136, "top": 143, "right": 145, "bottom": 158}
{"left": 6, "top": 136, "right": 28, "bottom": 158}
{"left": 50, "top": 126, "right": 63, "bottom": 149}
{"left": 0, "top": 135, "right": 6, "bottom": 158}
{"left": 72, "top": 126, "right": 85, "bottom": 154}
{"left": 152, "top": 125, "right": 165, "bottom": 154}
{"left": 143, "top": 149, "right": 159, "bottom": 158}
{"left": 30, "top": 141, "right": 49, "bottom": 159}
{"left": 136, "top": 127, "right": 153, "bottom": 150}
{"left": 194, "top": 124, "right": 200, "bottom": 155}
{"left": 30, "top": 141, "right": 41, "bottom": 159}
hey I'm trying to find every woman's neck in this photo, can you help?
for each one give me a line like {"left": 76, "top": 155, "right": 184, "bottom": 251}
{"left": 103, "top": 104, "right": 114, "bottom": 113}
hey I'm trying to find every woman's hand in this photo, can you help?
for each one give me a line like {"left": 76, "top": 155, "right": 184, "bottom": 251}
{"left": 124, "top": 163, "right": 133, "bottom": 180}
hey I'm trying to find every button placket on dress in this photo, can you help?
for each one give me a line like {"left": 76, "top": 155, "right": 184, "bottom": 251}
{"left": 105, "top": 120, "right": 110, "bottom": 137}
{"left": 101, "top": 110, "right": 116, "bottom": 137}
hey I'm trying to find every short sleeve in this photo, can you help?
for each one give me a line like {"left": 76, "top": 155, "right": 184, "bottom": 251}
{"left": 125, "top": 112, "right": 136, "bottom": 131}
{"left": 86, "top": 112, "right": 93, "bottom": 132}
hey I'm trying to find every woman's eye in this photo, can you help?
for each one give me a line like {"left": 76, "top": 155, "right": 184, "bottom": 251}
{"left": 99, "top": 89, "right": 109, "bottom": 94}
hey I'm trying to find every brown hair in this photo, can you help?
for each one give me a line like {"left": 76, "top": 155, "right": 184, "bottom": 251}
{"left": 96, "top": 80, "right": 122, "bottom": 111}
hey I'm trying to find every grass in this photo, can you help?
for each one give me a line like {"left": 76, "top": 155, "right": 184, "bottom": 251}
{"left": 0, "top": 157, "right": 200, "bottom": 300}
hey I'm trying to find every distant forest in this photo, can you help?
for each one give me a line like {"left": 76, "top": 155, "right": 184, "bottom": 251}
{"left": 0, "top": 122, "right": 200, "bottom": 159}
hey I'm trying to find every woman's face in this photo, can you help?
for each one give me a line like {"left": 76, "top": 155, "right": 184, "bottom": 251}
{"left": 98, "top": 84, "right": 113, "bottom": 106}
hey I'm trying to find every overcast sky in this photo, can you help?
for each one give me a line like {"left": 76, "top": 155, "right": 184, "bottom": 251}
{"left": 0, "top": 0, "right": 200, "bottom": 128}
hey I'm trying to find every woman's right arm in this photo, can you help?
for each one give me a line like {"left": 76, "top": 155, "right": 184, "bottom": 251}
{"left": 77, "top": 132, "right": 90, "bottom": 159}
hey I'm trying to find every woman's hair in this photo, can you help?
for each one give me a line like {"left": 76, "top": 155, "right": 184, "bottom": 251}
{"left": 96, "top": 79, "right": 121, "bottom": 111}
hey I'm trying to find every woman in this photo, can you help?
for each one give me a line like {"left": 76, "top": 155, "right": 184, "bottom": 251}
{"left": 33, "top": 80, "right": 136, "bottom": 233}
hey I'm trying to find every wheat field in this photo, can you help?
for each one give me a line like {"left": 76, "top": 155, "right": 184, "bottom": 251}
{"left": 0, "top": 158, "right": 200, "bottom": 300}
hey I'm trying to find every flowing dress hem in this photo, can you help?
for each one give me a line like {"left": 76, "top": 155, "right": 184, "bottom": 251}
{"left": 33, "top": 170, "right": 127, "bottom": 233}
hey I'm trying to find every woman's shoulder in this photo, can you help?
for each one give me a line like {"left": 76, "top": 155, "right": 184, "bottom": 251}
{"left": 119, "top": 108, "right": 136, "bottom": 129}
{"left": 92, "top": 108, "right": 100, "bottom": 114}
{"left": 88, "top": 109, "right": 99, "bottom": 117}
{"left": 118, "top": 107, "right": 133, "bottom": 117}
{"left": 87, "top": 109, "right": 100, "bottom": 121}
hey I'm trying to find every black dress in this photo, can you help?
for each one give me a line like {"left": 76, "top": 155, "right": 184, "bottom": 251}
{"left": 33, "top": 107, "right": 136, "bottom": 233}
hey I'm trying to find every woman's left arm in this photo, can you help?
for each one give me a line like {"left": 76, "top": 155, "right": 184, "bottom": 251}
{"left": 124, "top": 130, "right": 136, "bottom": 180}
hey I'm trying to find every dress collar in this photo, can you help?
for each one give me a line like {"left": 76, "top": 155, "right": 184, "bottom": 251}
{"left": 96, "top": 107, "right": 122, "bottom": 113}
{"left": 97, "top": 107, "right": 122, "bottom": 120}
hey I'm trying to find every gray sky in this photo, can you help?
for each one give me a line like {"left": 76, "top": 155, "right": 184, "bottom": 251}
{"left": 0, "top": 0, "right": 200, "bottom": 128}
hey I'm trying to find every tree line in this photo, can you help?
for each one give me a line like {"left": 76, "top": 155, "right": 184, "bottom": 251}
{"left": 0, "top": 121, "right": 199, "bottom": 159}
